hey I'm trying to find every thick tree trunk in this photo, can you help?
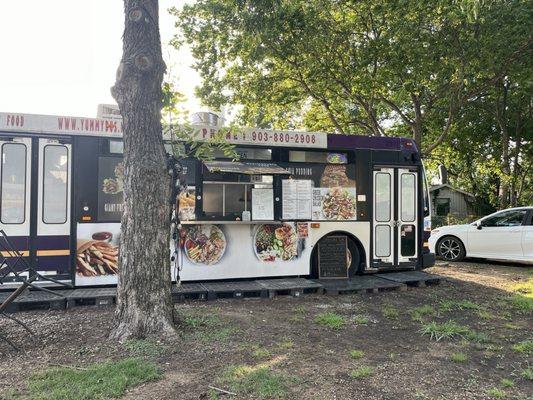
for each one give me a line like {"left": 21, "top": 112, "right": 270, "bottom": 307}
{"left": 110, "top": 0, "right": 175, "bottom": 341}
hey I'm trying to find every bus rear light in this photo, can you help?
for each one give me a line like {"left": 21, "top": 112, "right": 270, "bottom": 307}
{"left": 82, "top": 216, "right": 92, "bottom": 221}
{"left": 310, "top": 223, "right": 320, "bottom": 228}
{"left": 423, "top": 242, "right": 429, "bottom": 248}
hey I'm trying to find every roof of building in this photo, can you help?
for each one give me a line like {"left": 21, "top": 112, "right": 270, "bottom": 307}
{"left": 429, "top": 183, "right": 475, "bottom": 198}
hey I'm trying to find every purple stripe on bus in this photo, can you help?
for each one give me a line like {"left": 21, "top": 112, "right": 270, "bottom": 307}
{"left": 36, "top": 255, "right": 70, "bottom": 273}
{"left": 36, "top": 235, "right": 70, "bottom": 250}
{"left": 0, "top": 235, "right": 29, "bottom": 250}
{"left": 328, "top": 134, "right": 402, "bottom": 150}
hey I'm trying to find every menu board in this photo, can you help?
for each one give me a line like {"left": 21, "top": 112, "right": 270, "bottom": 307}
{"left": 282, "top": 179, "right": 313, "bottom": 220}
{"left": 296, "top": 180, "right": 312, "bottom": 219}
{"left": 318, "top": 236, "right": 349, "bottom": 279}
{"left": 252, "top": 188, "right": 274, "bottom": 220}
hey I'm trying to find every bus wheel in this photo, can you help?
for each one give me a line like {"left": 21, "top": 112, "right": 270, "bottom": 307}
{"left": 437, "top": 236, "right": 465, "bottom": 262}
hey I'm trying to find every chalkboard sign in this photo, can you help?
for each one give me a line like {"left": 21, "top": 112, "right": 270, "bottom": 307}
{"left": 318, "top": 236, "right": 349, "bottom": 279}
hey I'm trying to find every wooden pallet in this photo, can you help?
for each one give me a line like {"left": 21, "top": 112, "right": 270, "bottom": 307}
{"left": 66, "top": 288, "right": 116, "bottom": 308}
{"left": 256, "top": 278, "right": 324, "bottom": 298}
{"left": 0, "top": 289, "right": 69, "bottom": 312}
{"left": 172, "top": 283, "right": 208, "bottom": 301}
{"left": 317, "top": 275, "right": 406, "bottom": 296}
{"left": 201, "top": 281, "right": 268, "bottom": 300}
{"left": 376, "top": 271, "right": 442, "bottom": 287}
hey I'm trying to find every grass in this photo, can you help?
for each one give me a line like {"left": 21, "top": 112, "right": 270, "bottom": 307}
{"left": 450, "top": 352, "right": 468, "bottom": 362}
{"left": 292, "top": 306, "right": 306, "bottom": 314}
{"left": 349, "top": 366, "right": 374, "bottom": 379}
{"left": 122, "top": 339, "right": 165, "bottom": 358}
{"left": 382, "top": 305, "right": 400, "bottom": 319}
{"left": 353, "top": 315, "right": 369, "bottom": 325}
{"left": 180, "top": 312, "right": 237, "bottom": 342}
{"left": 419, "top": 321, "right": 470, "bottom": 341}
{"left": 27, "top": 358, "right": 160, "bottom": 400}
{"left": 504, "top": 279, "right": 533, "bottom": 314}
{"left": 439, "top": 299, "right": 482, "bottom": 312}
{"left": 486, "top": 388, "right": 506, "bottom": 398}
{"left": 251, "top": 346, "right": 272, "bottom": 360}
{"left": 505, "top": 295, "right": 533, "bottom": 314}
{"left": 411, "top": 305, "right": 435, "bottom": 322}
{"left": 499, "top": 378, "right": 514, "bottom": 388}
{"left": 314, "top": 312, "right": 345, "bottom": 330}
{"left": 511, "top": 339, "right": 533, "bottom": 354}
{"left": 519, "top": 367, "right": 532, "bottom": 381}
{"left": 215, "top": 365, "right": 293, "bottom": 399}
{"left": 277, "top": 340, "right": 294, "bottom": 349}
{"left": 349, "top": 349, "right": 364, "bottom": 360}
{"left": 420, "top": 320, "right": 488, "bottom": 343}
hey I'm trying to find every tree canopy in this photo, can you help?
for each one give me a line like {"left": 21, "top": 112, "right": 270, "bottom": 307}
{"left": 173, "top": 0, "right": 532, "bottom": 210}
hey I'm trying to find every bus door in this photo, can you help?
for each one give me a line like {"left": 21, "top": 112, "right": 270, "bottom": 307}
{"left": 0, "top": 137, "right": 32, "bottom": 281}
{"left": 372, "top": 167, "right": 418, "bottom": 268}
{"left": 35, "top": 138, "right": 72, "bottom": 281}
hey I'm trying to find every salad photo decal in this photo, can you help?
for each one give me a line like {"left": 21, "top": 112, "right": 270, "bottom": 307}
{"left": 183, "top": 225, "right": 227, "bottom": 265}
{"left": 254, "top": 223, "right": 301, "bottom": 262}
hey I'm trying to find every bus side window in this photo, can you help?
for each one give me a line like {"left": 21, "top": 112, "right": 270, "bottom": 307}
{"left": 42, "top": 145, "right": 68, "bottom": 224}
{"left": 1, "top": 143, "right": 27, "bottom": 224}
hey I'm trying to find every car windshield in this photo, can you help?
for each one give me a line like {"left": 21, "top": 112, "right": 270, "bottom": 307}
{"left": 481, "top": 210, "right": 527, "bottom": 227}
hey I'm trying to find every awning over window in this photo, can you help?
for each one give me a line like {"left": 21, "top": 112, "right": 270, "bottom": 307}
{"left": 203, "top": 161, "right": 290, "bottom": 175}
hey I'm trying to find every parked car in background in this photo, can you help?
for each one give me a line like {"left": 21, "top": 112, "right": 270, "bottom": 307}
{"left": 429, "top": 207, "right": 533, "bottom": 263}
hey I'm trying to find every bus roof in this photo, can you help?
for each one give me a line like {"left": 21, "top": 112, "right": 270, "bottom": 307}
{"left": 0, "top": 111, "right": 417, "bottom": 152}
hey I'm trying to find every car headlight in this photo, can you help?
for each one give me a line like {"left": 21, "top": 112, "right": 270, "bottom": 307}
{"left": 431, "top": 229, "right": 440, "bottom": 234}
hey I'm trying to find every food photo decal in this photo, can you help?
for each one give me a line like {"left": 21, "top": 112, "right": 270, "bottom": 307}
{"left": 76, "top": 239, "right": 119, "bottom": 276}
{"left": 254, "top": 224, "right": 298, "bottom": 262}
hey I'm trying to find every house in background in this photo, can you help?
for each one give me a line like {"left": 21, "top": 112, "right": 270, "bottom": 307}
{"left": 430, "top": 165, "right": 476, "bottom": 220}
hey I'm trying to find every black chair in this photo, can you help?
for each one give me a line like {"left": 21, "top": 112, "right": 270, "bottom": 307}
{"left": 0, "top": 230, "right": 68, "bottom": 350}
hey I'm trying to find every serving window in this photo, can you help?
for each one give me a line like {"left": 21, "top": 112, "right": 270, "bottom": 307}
{"left": 201, "top": 177, "right": 273, "bottom": 219}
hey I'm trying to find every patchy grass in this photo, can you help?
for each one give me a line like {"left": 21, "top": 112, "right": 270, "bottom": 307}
{"left": 439, "top": 299, "right": 482, "bottom": 312}
{"left": 180, "top": 311, "right": 237, "bottom": 342}
{"left": 251, "top": 346, "right": 272, "bottom": 361}
{"left": 292, "top": 306, "right": 306, "bottom": 314}
{"left": 519, "top": 367, "right": 533, "bottom": 381}
{"left": 499, "top": 378, "right": 514, "bottom": 388}
{"left": 504, "top": 280, "right": 533, "bottom": 315}
{"left": 349, "top": 366, "right": 374, "bottom": 379}
{"left": 122, "top": 339, "right": 165, "bottom": 358}
{"left": 411, "top": 305, "right": 436, "bottom": 322}
{"left": 450, "top": 352, "right": 468, "bottom": 363}
{"left": 419, "top": 321, "right": 470, "bottom": 341}
{"left": 314, "top": 312, "right": 345, "bottom": 330}
{"left": 511, "top": 339, "right": 533, "bottom": 354}
{"left": 465, "top": 330, "right": 490, "bottom": 344}
{"left": 276, "top": 340, "right": 294, "bottom": 350}
{"left": 215, "top": 364, "right": 294, "bottom": 399}
{"left": 503, "top": 323, "right": 520, "bottom": 330}
{"left": 420, "top": 320, "right": 488, "bottom": 343}
{"left": 486, "top": 388, "right": 506, "bottom": 398}
{"left": 27, "top": 358, "right": 160, "bottom": 400}
{"left": 353, "top": 315, "right": 369, "bottom": 325}
{"left": 477, "top": 310, "right": 493, "bottom": 320}
{"left": 349, "top": 349, "right": 364, "bottom": 360}
{"left": 382, "top": 305, "right": 400, "bottom": 319}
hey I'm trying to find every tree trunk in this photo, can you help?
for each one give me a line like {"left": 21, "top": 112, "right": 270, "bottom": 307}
{"left": 110, "top": 0, "right": 175, "bottom": 341}
{"left": 495, "top": 80, "right": 510, "bottom": 210}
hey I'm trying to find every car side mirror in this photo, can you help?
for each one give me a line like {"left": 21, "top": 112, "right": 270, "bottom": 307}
{"left": 476, "top": 221, "right": 482, "bottom": 230}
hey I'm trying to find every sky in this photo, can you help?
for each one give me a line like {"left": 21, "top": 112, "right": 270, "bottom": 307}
{"left": 0, "top": 0, "right": 202, "bottom": 118}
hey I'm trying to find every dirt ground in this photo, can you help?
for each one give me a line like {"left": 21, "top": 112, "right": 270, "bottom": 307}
{"left": 1, "top": 261, "right": 532, "bottom": 400}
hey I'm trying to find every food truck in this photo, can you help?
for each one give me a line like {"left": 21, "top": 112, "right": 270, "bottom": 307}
{"left": 0, "top": 111, "right": 435, "bottom": 287}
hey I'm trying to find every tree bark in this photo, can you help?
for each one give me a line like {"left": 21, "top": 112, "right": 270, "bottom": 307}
{"left": 495, "top": 80, "right": 510, "bottom": 209}
{"left": 110, "top": 0, "right": 175, "bottom": 341}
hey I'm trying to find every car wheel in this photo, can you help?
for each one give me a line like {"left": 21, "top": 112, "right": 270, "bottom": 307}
{"left": 437, "top": 236, "right": 466, "bottom": 262}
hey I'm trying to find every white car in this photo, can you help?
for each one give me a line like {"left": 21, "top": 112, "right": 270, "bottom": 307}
{"left": 429, "top": 207, "right": 533, "bottom": 263}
